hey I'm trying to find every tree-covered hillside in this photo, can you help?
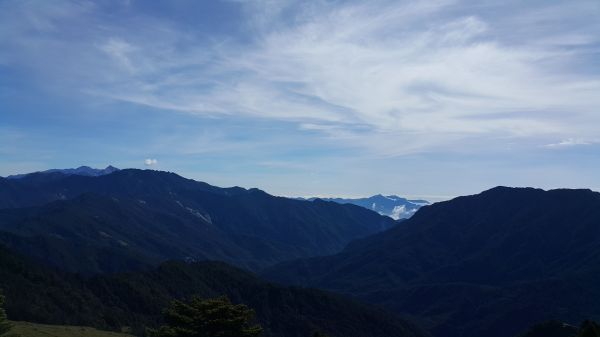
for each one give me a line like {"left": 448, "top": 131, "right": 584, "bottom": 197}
{"left": 0, "top": 245, "right": 425, "bottom": 337}
{"left": 0, "top": 169, "right": 395, "bottom": 273}
{"left": 265, "top": 187, "right": 600, "bottom": 337}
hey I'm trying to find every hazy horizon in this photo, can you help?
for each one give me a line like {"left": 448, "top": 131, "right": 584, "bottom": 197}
{"left": 6, "top": 164, "right": 600, "bottom": 203}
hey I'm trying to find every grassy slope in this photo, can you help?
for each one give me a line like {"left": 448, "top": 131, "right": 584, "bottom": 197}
{"left": 10, "top": 321, "right": 133, "bottom": 337}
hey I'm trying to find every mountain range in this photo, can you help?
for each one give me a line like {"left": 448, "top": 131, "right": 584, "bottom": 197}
{"left": 298, "top": 195, "right": 429, "bottom": 219}
{"left": 1, "top": 166, "right": 598, "bottom": 337}
{"left": 6, "top": 165, "right": 119, "bottom": 179}
{"left": 265, "top": 187, "right": 600, "bottom": 337}
{"left": 0, "top": 168, "right": 396, "bottom": 273}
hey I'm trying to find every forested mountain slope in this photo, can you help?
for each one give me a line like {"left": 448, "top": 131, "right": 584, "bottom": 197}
{"left": 0, "top": 169, "right": 395, "bottom": 273}
{"left": 265, "top": 187, "right": 600, "bottom": 337}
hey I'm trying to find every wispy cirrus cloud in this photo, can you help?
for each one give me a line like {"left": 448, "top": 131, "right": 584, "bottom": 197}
{"left": 2, "top": 0, "right": 599, "bottom": 157}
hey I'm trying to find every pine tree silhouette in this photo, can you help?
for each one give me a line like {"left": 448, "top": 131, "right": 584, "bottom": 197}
{"left": 151, "top": 295, "right": 262, "bottom": 337}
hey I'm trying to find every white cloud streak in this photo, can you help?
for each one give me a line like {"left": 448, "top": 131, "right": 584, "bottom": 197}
{"left": 544, "top": 138, "right": 598, "bottom": 148}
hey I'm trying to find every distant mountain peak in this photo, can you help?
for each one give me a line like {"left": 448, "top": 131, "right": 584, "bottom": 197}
{"left": 299, "top": 194, "right": 429, "bottom": 220}
{"left": 6, "top": 165, "right": 120, "bottom": 179}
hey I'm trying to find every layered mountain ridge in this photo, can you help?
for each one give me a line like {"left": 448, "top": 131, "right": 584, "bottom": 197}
{"left": 0, "top": 168, "right": 396, "bottom": 273}
{"left": 2, "top": 167, "right": 598, "bottom": 337}
{"left": 264, "top": 187, "right": 600, "bottom": 337}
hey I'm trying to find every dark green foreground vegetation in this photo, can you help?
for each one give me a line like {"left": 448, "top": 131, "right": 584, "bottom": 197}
{"left": 8, "top": 321, "right": 133, "bottom": 337}
{"left": 0, "top": 245, "right": 424, "bottom": 337}
{"left": 0, "top": 291, "right": 11, "bottom": 336}
{"left": 1, "top": 297, "right": 335, "bottom": 337}
{"left": 150, "top": 296, "right": 263, "bottom": 337}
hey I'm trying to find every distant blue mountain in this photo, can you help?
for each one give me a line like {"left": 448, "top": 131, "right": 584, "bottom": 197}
{"left": 300, "top": 194, "right": 429, "bottom": 219}
{"left": 6, "top": 165, "right": 119, "bottom": 179}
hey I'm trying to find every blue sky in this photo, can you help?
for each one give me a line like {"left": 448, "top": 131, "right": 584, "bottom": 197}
{"left": 1, "top": 0, "right": 599, "bottom": 200}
